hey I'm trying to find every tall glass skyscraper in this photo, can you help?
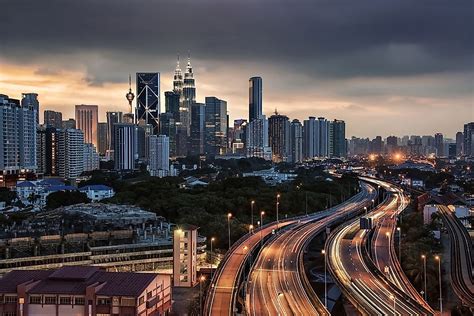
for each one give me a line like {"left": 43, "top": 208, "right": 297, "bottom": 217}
{"left": 268, "top": 111, "right": 290, "bottom": 162}
{"left": 136, "top": 72, "right": 160, "bottom": 134}
{"left": 205, "top": 97, "right": 227, "bottom": 156}
{"left": 189, "top": 102, "right": 206, "bottom": 156}
{"left": 249, "top": 77, "right": 262, "bottom": 122}
{"left": 181, "top": 57, "right": 196, "bottom": 134}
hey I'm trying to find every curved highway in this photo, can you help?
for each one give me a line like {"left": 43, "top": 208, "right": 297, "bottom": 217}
{"left": 247, "top": 182, "right": 376, "bottom": 316}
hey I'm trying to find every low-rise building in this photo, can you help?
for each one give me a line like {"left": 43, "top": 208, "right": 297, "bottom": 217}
{"left": 78, "top": 185, "right": 114, "bottom": 201}
{"left": 0, "top": 266, "right": 171, "bottom": 316}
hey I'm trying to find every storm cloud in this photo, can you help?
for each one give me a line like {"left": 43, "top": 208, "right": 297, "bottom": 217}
{"left": 0, "top": 0, "right": 472, "bottom": 137}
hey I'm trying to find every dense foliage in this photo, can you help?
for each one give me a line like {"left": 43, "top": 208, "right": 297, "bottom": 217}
{"left": 46, "top": 191, "right": 90, "bottom": 210}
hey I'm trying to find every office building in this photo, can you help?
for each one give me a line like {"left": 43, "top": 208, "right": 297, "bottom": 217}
{"left": 173, "top": 57, "right": 184, "bottom": 95}
{"left": 58, "top": 129, "right": 84, "bottom": 178}
{"left": 0, "top": 266, "right": 172, "bottom": 316}
{"left": 43, "top": 110, "right": 62, "bottom": 128}
{"left": 75, "top": 104, "right": 98, "bottom": 149}
{"left": 173, "top": 225, "right": 198, "bottom": 287}
{"left": 289, "top": 119, "right": 303, "bottom": 163}
{"left": 165, "top": 91, "right": 181, "bottom": 122}
{"left": 113, "top": 123, "right": 136, "bottom": 171}
{"left": 249, "top": 77, "right": 263, "bottom": 122}
{"left": 181, "top": 57, "right": 196, "bottom": 134}
{"left": 0, "top": 94, "right": 37, "bottom": 173}
{"left": 205, "top": 97, "right": 228, "bottom": 156}
{"left": 464, "top": 122, "right": 474, "bottom": 157}
{"left": 434, "top": 133, "right": 444, "bottom": 157}
{"left": 456, "top": 131, "right": 463, "bottom": 156}
{"left": 329, "top": 119, "right": 346, "bottom": 158}
{"left": 97, "top": 122, "right": 107, "bottom": 155}
{"left": 36, "top": 126, "right": 59, "bottom": 176}
{"left": 106, "top": 111, "right": 123, "bottom": 152}
{"left": 136, "top": 72, "right": 160, "bottom": 134}
{"left": 148, "top": 135, "right": 170, "bottom": 177}
{"left": 189, "top": 102, "right": 206, "bottom": 156}
{"left": 159, "top": 113, "right": 178, "bottom": 157}
{"left": 268, "top": 111, "right": 290, "bottom": 162}
{"left": 246, "top": 115, "right": 272, "bottom": 160}
{"left": 62, "top": 118, "right": 76, "bottom": 129}
{"left": 303, "top": 117, "right": 330, "bottom": 159}
{"left": 21, "top": 93, "right": 39, "bottom": 124}
{"left": 137, "top": 120, "right": 153, "bottom": 162}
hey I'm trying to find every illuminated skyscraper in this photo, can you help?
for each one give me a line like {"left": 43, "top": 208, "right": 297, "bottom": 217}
{"left": 268, "top": 110, "right": 290, "bottom": 162}
{"left": 289, "top": 119, "right": 303, "bottom": 163}
{"left": 205, "top": 97, "right": 227, "bottom": 156}
{"left": 181, "top": 56, "right": 196, "bottom": 134}
{"left": 329, "top": 119, "right": 346, "bottom": 158}
{"left": 189, "top": 102, "right": 206, "bottom": 156}
{"left": 249, "top": 77, "right": 262, "bottom": 122}
{"left": 136, "top": 72, "right": 160, "bottom": 134}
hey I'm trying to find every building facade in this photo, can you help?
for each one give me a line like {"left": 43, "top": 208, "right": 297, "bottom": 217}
{"left": 189, "top": 103, "right": 206, "bottom": 156}
{"left": 114, "top": 123, "right": 136, "bottom": 171}
{"left": 136, "top": 72, "right": 160, "bottom": 134}
{"left": 329, "top": 119, "right": 346, "bottom": 158}
{"left": 464, "top": 122, "right": 474, "bottom": 157}
{"left": 43, "top": 110, "right": 63, "bottom": 128}
{"left": 58, "top": 129, "right": 84, "bottom": 178}
{"left": 268, "top": 112, "right": 290, "bottom": 162}
{"left": 205, "top": 97, "right": 228, "bottom": 156}
{"left": 249, "top": 77, "right": 262, "bottom": 122}
{"left": 289, "top": 119, "right": 303, "bottom": 163}
{"left": 148, "top": 135, "right": 170, "bottom": 177}
{"left": 75, "top": 104, "right": 98, "bottom": 150}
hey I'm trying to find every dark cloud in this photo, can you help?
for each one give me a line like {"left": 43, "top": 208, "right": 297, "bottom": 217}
{"left": 1, "top": 0, "right": 472, "bottom": 84}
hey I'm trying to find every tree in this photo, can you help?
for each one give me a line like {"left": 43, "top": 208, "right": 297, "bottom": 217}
{"left": 46, "top": 191, "right": 90, "bottom": 209}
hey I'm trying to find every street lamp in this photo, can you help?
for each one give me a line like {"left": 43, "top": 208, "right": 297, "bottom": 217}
{"left": 364, "top": 206, "right": 367, "bottom": 216}
{"left": 227, "top": 213, "right": 232, "bottom": 249}
{"left": 210, "top": 237, "right": 215, "bottom": 263}
{"left": 322, "top": 249, "right": 327, "bottom": 308}
{"left": 276, "top": 194, "right": 281, "bottom": 231}
{"left": 260, "top": 211, "right": 265, "bottom": 248}
{"left": 435, "top": 255, "right": 443, "bottom": 314}
{"left": 397, "top": 227, "right": 401, "bottom": 263}
{"left": 251, "top": 200, "right": 255, "bottom": 228}
{"left": 249, "top": 224, "right": 254, "bottom": 234}
{"left": 389, "top": 294, "right": 396, "bottom": 315}
{"left": 371, "top": 199, "right": 375, "bottom": 209}
{"left": 421, "top": 255, "right": 427, "bottom": 302}
{"left": 199, "top": 275, "right": 206, "bottom": 315}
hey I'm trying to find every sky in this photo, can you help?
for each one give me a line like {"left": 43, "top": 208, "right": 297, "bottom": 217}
{"left": 0, "top": 0, "right": 473, "bottom": 138}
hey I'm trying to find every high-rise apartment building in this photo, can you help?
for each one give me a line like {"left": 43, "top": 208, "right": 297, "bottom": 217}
{"left": 21, "top": 93, "right": 39, "bottom": 124}
{"left": 43, "top": 110, "right": 63, "bottom": 128}
{"left": 189, "top": 103, "right": 206, "bottom": 155}
{"left": 62, "top": 118, "right": 76, "bottom": 129}
{"left": 434, "top": 133, "right": 444, "bottom": 157}
{"left": 57, "top": 129, "right": 84, "bottom": 178}
{"left": 75, "top": 104, "right": 98, "bottom": 149}
{"left": 159, "top": 113, "right": 177, "bottom": 157}
{"left": 456, "top": 131, "right": 463, "bottom": 156}
{"left": 289, "top": 119, "right": 303, "bottom": 163}
{"left": 0, "top": 94, "right": 37, "bottom": 173}
{"left": 249, "top": 77, "right": 262, "bottom": 122}
{"left": 83, "top": 143, "right": 100, "bottom": 172}
{"left": 36, "top": 126, "right": 59, "bottom": 176}
{"left": 148, "top": 135, "right": 170, "bottom": 177}
{"left": 246, "top": 116, "right": 272, "bottom": 160}
{"left": 303, "top": 117, "right": 329, "bottom": 159}
{"left": 464, "top": 122, "right": 474, "bottom": 157}
{"left": 268, "top": 111, "right": 290, "bottom": 162}
{"left": 113, "top": 123, "right": 136, "bottom": 171}
{"left": 136, "top": 72, "right": 160, "bottom": 134}
{"left": 205, "top": 97, "right": 227, "bottom": 156}
{"left": 329, "top": 119, "right": 346, "bottom": 158}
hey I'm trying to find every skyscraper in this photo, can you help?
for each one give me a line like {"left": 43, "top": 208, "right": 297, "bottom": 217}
{"left": 205, "top": 97, "right": 227, "bottom": 156}
{"left": 0, "top": 94, "right": 37, "bottom": 173}
{"left": 75, "top": 104, "right": 98, "bottom": 149}
{"left": 464, "top": 122, "right": 474, "bottom": 157}
{"left": 37, "top": 126, "right": 59, "bottom": 176}
{"left": 303, "top": 117, "right": 330, "bottom": 159}
{"left": 181, "top": 56, "right": 196, "bottom": 134}
{"left": 62, "top": 118, "right": 76, "bottom": 129}
{"left": 97, "top": 122, "right": 107, "bottom": 155}
{"left": 289, "top": 119, "right": 303, "bottom": 163}
{"left": 268, "top": 111, "right": 290, "bottom": 162}
{"left": 173, "top": 57, "right": 184, "bottom": 95}
{"left": 113, "top": 123, "right": 136, "bottom": 171}
{"left": 456, "top": 131, "right": 463, "bottom": 156}
{"left": 106, "top": 111, "right": 123, "bottom": 152}
{"left": 246, "top": 115, "right": 271, "bottom": 160}
{"left": 165, "top": 91, "right": 181, "bottom": 121}
{"left": 329, "top": 119, "right": 346, "bottom": 158}
{"left": 189, "top": 103, "right": 206, "bottom": 156}
{"left": 159, "top": 113, "right": 177, "bottom": 157}
{"left": 148, "top": 135, "right": 170, "bottom": 177}
{"left": 57, "top": 128, "right": 84, "bottom": 178}
{"left": 44, "top": 110, "right": 63, "bottom": 128}
{"left": 21, "top": 93, "right": 39, "bottom": 124}
{"left": 83, "top": 143, "right": 100, "bottom": 171}
{"left": 249, "top": 77, "right": 262, "bottom": 122}
{"left": 434, "top": 133, "right": 444, "bottom": 157}
{"left": 136, "top": 72, "right": 160, "bottom": 134}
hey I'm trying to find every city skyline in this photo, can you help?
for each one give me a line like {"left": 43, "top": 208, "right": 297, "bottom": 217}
{"left": 1, "top": 0, "right": 472, "bottom": 138}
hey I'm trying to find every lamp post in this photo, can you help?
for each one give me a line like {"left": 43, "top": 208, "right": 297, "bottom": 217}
{"left": 227, "top": 213, "right": 232, "bottom": 249}
{"left": 276, "top": 194, "right": 280, "bottom": 231}
{"left": 322, "top": 249, "right": 327, "bottom": 308}
{"left": 421, "top": 255, "right": 427, "bottom": 302}
{"left": 397, "top": 227, "right": 401, "bottom": 263}
{"left": 371, "top": 199, "right": 375, "bottom": 209}
{"left": 364, "top": 206, "right": 367, "bottom": 216}
{"left": 210, "top": 237, "right": 215, "bottom": 263}
{"left": 435, "top": 255, "right": 443, "bottom": 314}
{"left": 260, "top": 211, "right": 265, "bottom": 248}
{"left": 249, "top": 224, "right": 254, "bottom": 234}
{"left": 251, "top": 200, "right": 255, "bottom": 228}
{"left": 199, "top": 275, "right": 205, "bottom": 316}
{"left": 389, "top": 294, "right": 396, "bottom": 315}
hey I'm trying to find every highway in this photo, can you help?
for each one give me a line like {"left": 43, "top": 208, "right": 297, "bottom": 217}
{"left": 437, "top": 205, "right": 474, "bottom": 307}
{"left": 326, "top": 179, "right": 434, "bottom": 315}
{"left": 246, "top": 182, "right": 376, "bottom": 316}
